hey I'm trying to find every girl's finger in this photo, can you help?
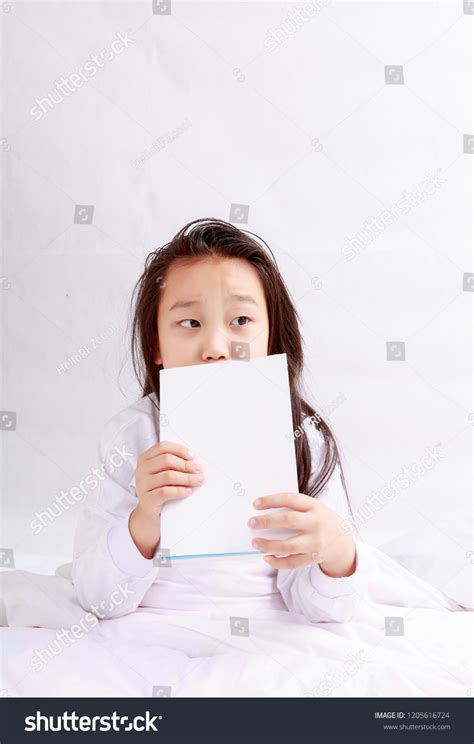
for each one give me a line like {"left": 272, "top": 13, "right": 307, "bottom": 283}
{"left": 140, "top": 441, "right": 195, "bottom": 463}
{"left": 143, "top": 469, "right": 205, "bottom": 492}
{"left": 263, "top": 553, "right": 310, "bottom": 570}
{"left": 148, "top": 485, "right": 194, "bottom": 503}
{"left": 147, "top": 452, "right": 204, "bottom": 475}
{"left": 248, "top": 509, "right": 308, "bottom": 532}
{"left": 253, "top": 492, "right": 312, "bottom": 512}
{"left": 252, "top": 536, "right": 303, "bottom": 555}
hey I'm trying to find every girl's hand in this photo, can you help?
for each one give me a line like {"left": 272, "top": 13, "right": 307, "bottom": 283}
{"left": 248, "top": 492, "right": 356, "bottom": 577}
{"left": 134, "top": 441, "right": 205, "bottom": 523}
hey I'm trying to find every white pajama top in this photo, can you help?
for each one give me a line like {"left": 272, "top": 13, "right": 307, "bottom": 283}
{"left": 71, "top": 393, "right": 368, "bottom": 623}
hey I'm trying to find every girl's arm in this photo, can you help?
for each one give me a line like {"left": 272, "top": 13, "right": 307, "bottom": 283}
{"left": 71, "top": 408, "right": 159, "bottom": 619}
{"left": 275, "top": 421, "right": 369, "bottom": 623}
{"left": 275, "top": 505, "right": 369, "bottom": 622}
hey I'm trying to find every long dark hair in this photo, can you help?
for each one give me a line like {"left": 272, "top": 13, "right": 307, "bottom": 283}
{"left": 130, "top": 217, "right": 350, "bottom": 506}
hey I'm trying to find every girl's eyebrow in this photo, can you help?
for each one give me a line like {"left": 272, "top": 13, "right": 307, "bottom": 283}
{"left": 168, "top": 299, "right": 200, "bottom": 311}
{"left": 229, "top": 293, "right": 258, "bottom": 306}
{"left": 168, "top": 293, "right": 258, "bottom": 312}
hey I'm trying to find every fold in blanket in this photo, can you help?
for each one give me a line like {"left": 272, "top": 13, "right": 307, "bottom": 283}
{"left": 0, "top": 545, "right": 472, "bottom": 698}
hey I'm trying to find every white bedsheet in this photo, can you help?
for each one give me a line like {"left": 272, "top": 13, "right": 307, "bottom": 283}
{"left": 0, "top": 547, "right": 472, "bottom": 698}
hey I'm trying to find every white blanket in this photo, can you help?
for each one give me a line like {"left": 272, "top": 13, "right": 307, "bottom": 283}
{"left": 0, "top": 551, "right": 472, "bottom": 698}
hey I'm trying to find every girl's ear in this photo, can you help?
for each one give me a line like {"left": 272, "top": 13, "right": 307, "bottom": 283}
{"left": 154, "top": 349, "right": 162, "bottom": 365}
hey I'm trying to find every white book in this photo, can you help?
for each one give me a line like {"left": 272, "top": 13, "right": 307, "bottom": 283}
{"left": 159, "top": 352, "right": 299, "bottom": 559}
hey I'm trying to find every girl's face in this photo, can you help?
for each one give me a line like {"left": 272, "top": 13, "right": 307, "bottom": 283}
{"left": 154, "top": 256, "right": 269, "bottom": 369}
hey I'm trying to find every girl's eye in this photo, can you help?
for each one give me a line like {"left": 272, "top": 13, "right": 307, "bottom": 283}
{"left": 178, "top": 317, "right": 251, "bottom": 329}
{"left": 230, "top": 316, "right": 251, "bottom": 327}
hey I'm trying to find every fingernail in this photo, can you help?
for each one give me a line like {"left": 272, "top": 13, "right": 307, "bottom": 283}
{"left": 251, "top": 539, "right": 259, "bottom": 548}
{"left": 248, "top": 518, "right": 257, "bottom": 528}
{"left": 254, "top": 498, "right": 262, "bottom": 507}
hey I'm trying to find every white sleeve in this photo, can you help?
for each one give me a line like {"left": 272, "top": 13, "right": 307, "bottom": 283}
{"left": 276, "top": 421, "right": 368, "bottom": 623}
{"left": 71, "top": 415, "right": 159, "bottom": 619}
{"left": 277, "top": 534, "right": 368, "bottom": 623}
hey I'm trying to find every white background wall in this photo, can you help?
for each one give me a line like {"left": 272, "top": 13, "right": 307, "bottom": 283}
{"left": 1, "top": 0, "right": 472, "bottom": 603}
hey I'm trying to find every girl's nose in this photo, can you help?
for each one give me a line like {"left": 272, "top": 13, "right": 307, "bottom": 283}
{"left": 201, "top": 332, "right": 231, "bottom": 363}
{"left": 202, "top": 347, "right": 230, "bottom": 363}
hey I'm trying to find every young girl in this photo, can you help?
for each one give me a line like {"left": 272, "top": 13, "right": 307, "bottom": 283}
{"left": 72, "top": 218, "right": 367, "bottom": 624}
